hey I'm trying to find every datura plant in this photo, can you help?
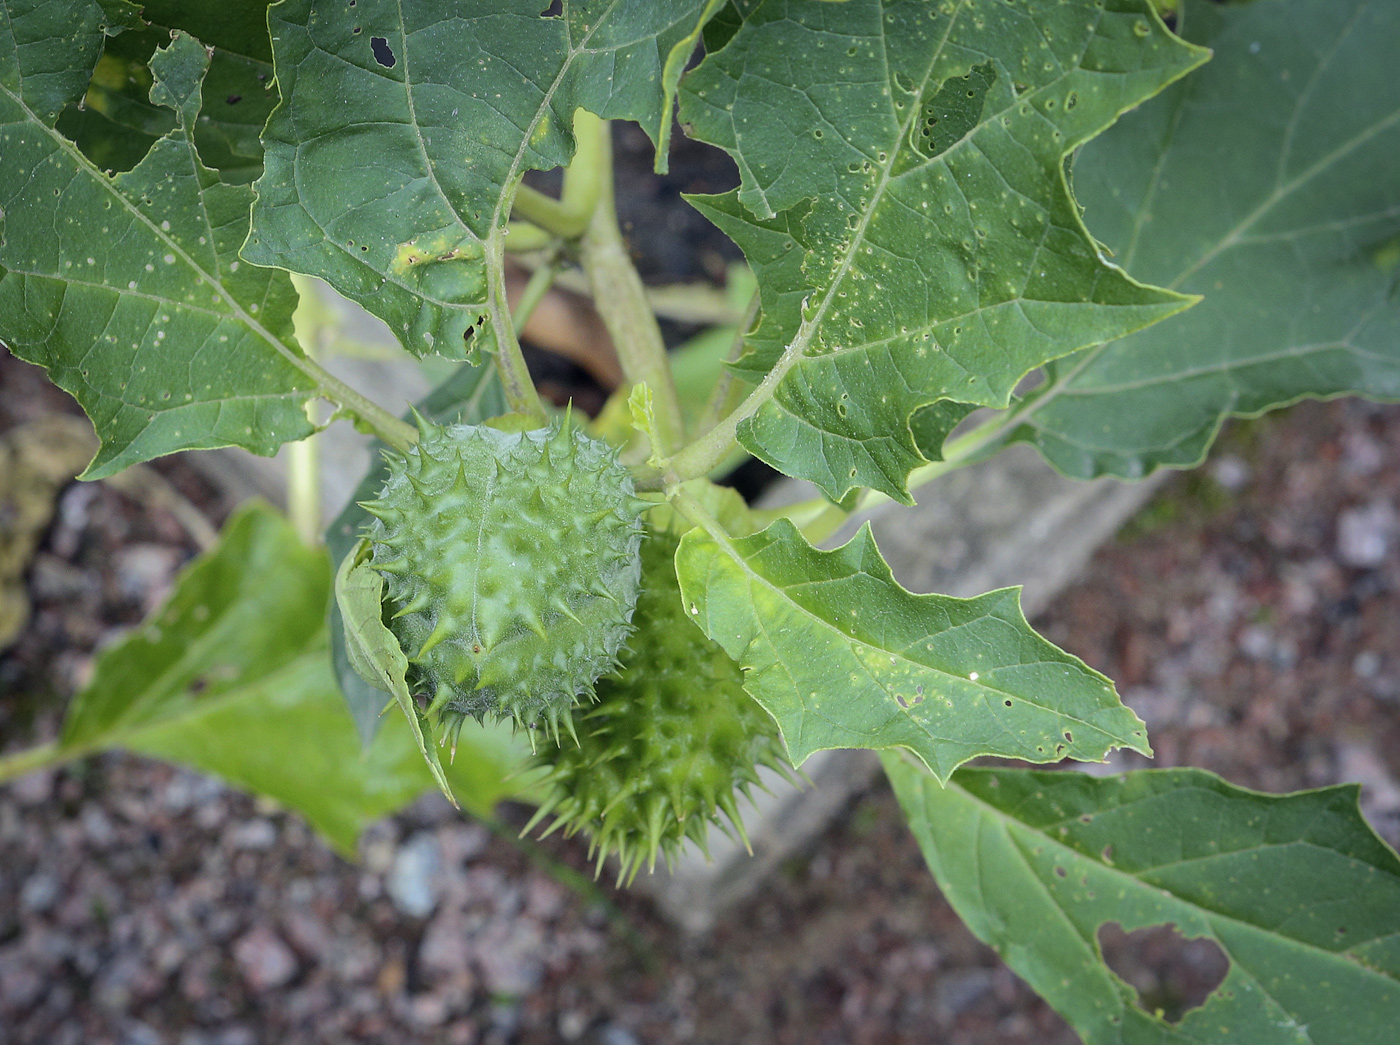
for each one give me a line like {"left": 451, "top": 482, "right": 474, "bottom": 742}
{"left": 2, "top": 0, "right": 1398, "bottom": 1039}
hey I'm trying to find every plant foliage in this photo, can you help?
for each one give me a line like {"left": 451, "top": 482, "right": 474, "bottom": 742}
{"left": 1, "top": 0, "right": 1398, "bottom": 1038}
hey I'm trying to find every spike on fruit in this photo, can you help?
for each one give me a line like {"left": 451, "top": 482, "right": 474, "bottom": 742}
{"left": 524, "top": 529, "right": 791, "bottom": 881}
{"left": 365, "top": 418, "right": 644, "bottom": 735}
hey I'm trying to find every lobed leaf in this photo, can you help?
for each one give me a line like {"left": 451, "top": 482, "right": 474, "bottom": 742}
{"left": 1018, "top": 0, "right": 1400, "bottom": 478}
{"left": 886, "top": 757, "right": 1400, "bottom": 1043}
{"left": 59, "top": 1, "right": 280, "bottom": 183}
{"left": 675, "top": 517, "right": 1150, "bottom": 778}
{"left": 677, "top": 0, "right": 1206, "bottom": 501}
{"left": 244, "top": 0, "right": 717, "bottom": 361}
{"left": 0, "top": 13, "right": 317, "bottom": 479}
{"left": 57, "top": 503, "right": 523, "bottom": 854}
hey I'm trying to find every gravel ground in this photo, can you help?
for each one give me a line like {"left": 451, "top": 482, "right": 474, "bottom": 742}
{"left": 4, "top": 366, "right": 1400, "bottom": 1044}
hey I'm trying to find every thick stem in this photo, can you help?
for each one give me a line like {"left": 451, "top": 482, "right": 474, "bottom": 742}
{"left": 578, "top": 122, "right": 686, "bottom": 455}
{"left": 483, "top": 230, "right": 548, "bottom": 423}
{"left": 509, "top": 109, "right": 607, "bottom": 239}
{"left": 286, "top": 436, "right": 321, "bottom": 545}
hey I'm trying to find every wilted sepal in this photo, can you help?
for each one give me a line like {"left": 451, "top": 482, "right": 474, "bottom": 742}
{"left": 333, "top": 538, "right": 455, "bottom": 806}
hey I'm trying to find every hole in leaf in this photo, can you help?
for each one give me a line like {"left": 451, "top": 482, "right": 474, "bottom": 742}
{"left": 540, "top": 0, "right": 563, "bottom": 15}
{"left": 370, "top": 36, "right": 397, "bottom": 68}
{"left": 226, "top": 94, "right": 242, "bottom": 105}
{"left": 1097, "top": 922, "right": 1229, "bottom": 1025}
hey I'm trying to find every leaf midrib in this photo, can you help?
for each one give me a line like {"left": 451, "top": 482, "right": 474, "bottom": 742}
{"left": 696, "top": 522, "right": 1137, "bottom": 772}
{"left": 945, "top": 770, "right": 1400, "bottom": 985}
{"left": 0, "top": 80, "right": 322, "bottom": 396}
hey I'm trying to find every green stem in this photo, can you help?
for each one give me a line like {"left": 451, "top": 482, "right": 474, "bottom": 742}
{"left": 509, "top": 109, "right": 607, "bottom": 240}
{"left": 317, "top": 367, "right": 419, "bottom": 453}
{"left": 289, "top": 274, "right": 417, "bottom": 453}
{"left": 0, "top": 741, "right": 66, "bottom": 785}
{"left": 503, "top": 220, "right": 556, "bottom": 253}
{"left": 578, "top": 120, "right": 686, "bottom": 456}
{"left": 511, "top": 253, "right": 559, "bottom": 335}
{"left": 286, "top": 436, "right": 320, "bottom": 545}
{"left": 512, "top": 184, "right": 591, "bottom": 239}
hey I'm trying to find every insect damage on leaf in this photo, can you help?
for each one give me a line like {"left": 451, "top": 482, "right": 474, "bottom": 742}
{"left": 361, "top": 415, "right": 647, "bottom": 744}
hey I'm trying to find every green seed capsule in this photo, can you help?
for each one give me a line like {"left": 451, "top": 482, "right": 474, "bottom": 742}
{"left": 363, "top": 416, "right": 646, "bottom": 740}
{"left": 526, "top": 529, "right": 793, "bottom": 883}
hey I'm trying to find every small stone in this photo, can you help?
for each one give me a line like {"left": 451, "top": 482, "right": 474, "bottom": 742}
{"left": 387, "top": 831, "right": 442, "bottom": 918}
{"left": 20, "top": 871, "right": 61, "bottom": 914}
{"left": 558, "top": 1010, "right": 589, "bottom": 1040}
{"left": 1337, "top": 502, "right": 1395, "bottom": 567}
{"left": 1237, "top": 624, "right": 1273, "bottom": 661}
{"left": 113, "top": 543, "right": 184, "bottom": 611}
{"left": 121, "top": 1021, "right": 163, "bottom": 1045}
{"left": 81, "top": 806, "right": 117, "bottom": 847}
{"left": 1353, "top": 650, "right": 1382, "bottom": 679}
{"left": 228, "top": 818, "right": 278, "bottom": 851}
{"left": 233, "top": 926, "right": 298, "bottom": 992}
{"left": 597, "top": 1023, "right": 641, "bottom": 1045}
{"left": 9, "top": 767, "right": 55, "bottom": 806}
{"left": 0, "top": 951, "right": 47, "bottom": 1012}
{"left": 933, "top": 967, "right": 994, "bottom": 1022}
{"left": 409, "top": 992, "right": 452, "bottom": 1027}
{"left": 419, "top": 916, "right": 473, "bottom": 983}
{"left": 281, "top": 908, "right": 331, "bottom": 962}
{"left": 475, "top": 921, "right": 545, "bottom": 997}
{"left": 1210, "top": 454, "right": 1251, "bottom": 492}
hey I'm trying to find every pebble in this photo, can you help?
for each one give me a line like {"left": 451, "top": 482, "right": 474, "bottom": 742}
{"left": 387, "top": 831, "right": 442, "bottom": 918}
{"left": 233, "top": 926, "right": 298, "bottom": 992}
{"left": 1336, "top": 501, "right": 1396, "bottom": 567}
{"left": 596, "top": 1022, "right": 641, "bottom": 1045}
{"left": 1210, "top": 454, "right": 1251, "bottom": 492}
{"left": 9, "top": 768, "right": 55, "bottom": 806}
{"left": 19, "top": 871, "right": 61, "bottom": 914}
{"left": 228, "top": 818, "right": 278, "bottom": 851}
{"left": 113, "top": 543, "right": 183, "bottom": 611}
{"left": 934, "top": 967, "right": 995, "bottom": 1022}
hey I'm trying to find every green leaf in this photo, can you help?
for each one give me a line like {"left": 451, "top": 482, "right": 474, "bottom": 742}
{"left": 674, "top": 516, "right": 1149, "bottom": 778}
{"left": 885, "top": 757, "right": 1400, "bottom": 1044}
{"left": 334, "top": 539, "right": 454, "bottom": 804}
{"left": 57, "top": 503, "right": 522, "bottom": 853}
{"left": 326, "top": 358, "right": 507, "bottom": 743}
{"left": 1017, "top": 0, "right": 1400, "bottom": 478}
{"left": 62, "top": 502, "right": 328, "bottom": 749}
{"left": 0, "top": 19, "right": 318, "bottom": 479}
{"left": 59, "top": 2, "right": 279, "bottom": 183}
{"left": 676, "top": 0, "right": 1206, "bottom": 502}
{"left": 244, "top": 0, "right": 714, "bottom": 361}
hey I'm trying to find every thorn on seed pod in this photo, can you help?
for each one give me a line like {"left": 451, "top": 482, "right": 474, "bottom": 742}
{"left": 364, "top": 415, "right": 645, "bottom": 736}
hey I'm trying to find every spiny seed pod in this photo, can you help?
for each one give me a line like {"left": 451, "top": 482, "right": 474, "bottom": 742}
{"left": 526, "top": 529, "right": 793, "bottom": 884}
{"left": 362, "top": 416, "right": 647, "bottom": 741}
